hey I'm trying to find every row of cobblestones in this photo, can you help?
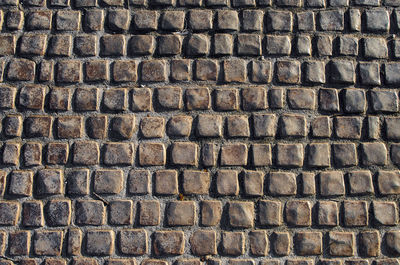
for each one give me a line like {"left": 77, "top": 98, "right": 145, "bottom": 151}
{"left": 2, "top": 0, "right": 400, "bottom": 7}
{"left": 1, "top": 86, "right": 400, "bottom": 113}
{"left": 3, "top": 34, "right": 400, "bottom": 58}
{"left": 2, "top": 140, "right": 400, "bottom": 167}
{"left": 2, "top": 59, "right": 400, "bottom": 84}
{"left": 0, "top": 9, "right": 399, "bottom": 33}
{"left": 0, "top": 169, "right": 399, "bottom": 196}
{"left": 0, "top": 228, "right": 400, "bottom": 257}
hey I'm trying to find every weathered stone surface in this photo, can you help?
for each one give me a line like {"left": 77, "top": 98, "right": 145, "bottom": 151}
{"left": 22, "top": 201, "right": 44, "bottom": 227}
{"left": 217, "top": 10, "right": 239, "bottom": 30}
{"left": 183, "top": 170, "right": 210, "bottom": 194}
{"left": 9, "top": 170, "right": 33, "bottom": 196}
{"left": 280, "top": 114, "right": 306, "bottom": 137}
{"left": 7, "top": 59, "right": 36, "bottom": 81}
{"left": 272, "top": 232, "right": 290, "bottom": 255}
{"left": 103, "top": 143, "right": 134, "bottom": 165}
{"left": 154, "top": 170, "right": 178, "bottom": 195}
{"left": 139, "top": 200, "right": 160, "bottom": 226}
{"left": 266, "top": 35, "right": 291, "bottom": 55}
{"left": 201, "top": 200, "right": 222, "bottom": 226}
{"left": 251, "top": 144, "right": 271, "bottom": 167}
{"left": 0, "top": 201, "right": 20, "bottom": 225}
{"left": 307, "top": 143, "right": 330, "bottom": 167}
{"left": 359, "top": 230, "right": 380, "bottom": 257}
{"left": 197, "top": 114, "right": 223, "bottom": 137}
{"left": 285, "top": 200, "right": 311, "bottom": 227}
{"left": 94, "top": 169, "right": 123, "bottom": 194}
{"left": 243, "top": 170, "right": 264, "bottom": 195}
{"left": 86, "top": 230, "right": 114, "bottom": 256}
{"left": 186, "top": 88, "right": 210, "bottom": 110}
{"left": 75, "top": 87, "right": 99, "bottom": 111}
{"left": 171, "top": 142, "right": 198, "bottom": 166}
{"left": 45, "top": 143, "right": 62, "bottom": 164}
{"left": 227, "top": 115, "right": 250, "bottom": 137}
{"left": 276, "top": 60, "right": 300, "bottom": 84}
{"left": 386, "top": 117, "right": 400, "bottom": 140}
{"left": 140, "top": 117, "right": 165, "bottom": 138}
{"left": 360, "top": 62, "right": 381, "bottom": 85}
{"left": 0, "top": 35, "right": 16, "bottom": 55}
{"left": 57, "top": 116, "right": 82, "bottom": 139}
{"left": 329, "top": 232, "right": 355, "bottom": 256}
{"left": 111, "top": 115, "right": 135, "bottom": 139}
{"left": 371, "top": 90, "right": 398, "bottom": 112}
{"left": 343, "top": 200, "right": 368, "bottom": 227}
{"left": 139, "top": 143, "right": 166, "bottom": 166}
{"left": 333, "top": 143, "right": 357, "bottom": 167}
{"left": 365, "top": 9, "right": 389, "bottom": 32}
{"left": 269, "top": 172, "right": 296, "bottom": 196}
{"left": 220, "top": 143, "right": 248, "bottom": 166}
{"left": 259, "top": 200, "right": 282, "bottom": 226}
{"left": 334, "top": 117, "right": 362, "bottom": 139}
{"left": 385, "top": 231, "right": 400, "bottom": 255}
{"left": 348, "top": 171, "right": 374, "bottom": 195}
{"left": 373, "top": 201, "right": 398, "bottom": 225}
{"left": 33, "top": 230, "right": 63, "bottom": 256}
{"left": 215, "top": 89, "right": 239, "bottom": 111}
{"left": 251, "top": 61, "right": 272, "bottom": 83}
{"left": 223, "top": 59, "right": 247, "bottom": 83}
{"left": 253, "top": 114, "right": 276, "bottom": 137}
{"left": 221, "top": 232, "right": 244, "bottom": 256}
{"left": 216, "top": 170, "right": 239, "bottom": 195}
{"left": 295, "top": 232, "right": 322, "bottom": 255}
{"left": 45, "top": 200, "right": 71, "bottom": 226}
{"left": 301, "top": 172, "right": 315, "bottom": 195}
{"left": 72, "top": 141, "right": 99, "bottom": 165}
{"left": 190, "top": 230, "right": 217, "bottom": 256}
{"left": 195, "top": 60, "right": 218, "bottom": 80}
{"left": 36, "top": 169, "right": 63, "bottom": 195}
{"left": 228, "top": 201, "right": 254, "bottom": 228}
{"left": 128, "top": 170, "right": 150, "bottom": 195}
{"left": 276, "top": 143, "right": 304, "bottom": 167}
{"left": 166, "top": 201, "right": 195, "bottom": 226}
{"left": 9, "top": 231, "right": 30, "bottom": 256}
{"left": 67, "top": 229, "right": 82, "bottom": 256}
{"left": 317, "top": 201, "right": 338, "bottom": 226}
{"left": 167, "top": 116, "right": 192, "bottom": 137}
{"left": 119, "top": 229, "right": 148, "bottom": 255}
{"left": 141, "top": 60, "right": 167, "bottom": 82}
{"left": 361, "top": 142, "right": 387, "bottom": 166}
{"left": 75, "top": 200, "right": 105, "bottom": 226}
{"left": 132, "top": 88, "right": 152, "bottom": 111}
{"left": 267, "top": 10, "right": 292, "bottom": 31}
{"left": 305, "top": 61, "right": 325, "bottom": 83}
{"left": 297, "top": 36, "right": 312, "bottom": 55}
{"left": 153, "top": 231, "right": 184, "bottom": 255}
{"left": 320, "top": 171, "right": 345, "bottom": 196}
{"left": 1, "top": 0, "right": 400, "bottom": 263}
{"left": 319, "top": 89, "right": 339, "bottom": 112}
{"left": 378, "top": 171, "right": 400, "bottom": 195}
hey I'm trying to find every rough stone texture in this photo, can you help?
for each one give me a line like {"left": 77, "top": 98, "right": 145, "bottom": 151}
{"left": 0, "top": 1, "right": 399, "bottom": 264}
{"left": 153, "top": 231, "right": 184, "bottom": 255}
{"left": 329, "top": 232, "right": 355, "bottom": 257}
{"left": 119, "top": 229, "right": 148, "bottom": 255}
{"left": 190, "top": 230, "right": 217, "bottom": 256}
{"left": 295, "top": 232, "right": 322, "bottom": 255}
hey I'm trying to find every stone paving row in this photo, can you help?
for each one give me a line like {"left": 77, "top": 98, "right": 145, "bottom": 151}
{"left": 3, "top": 59, "right": 400, "bottom": 84}
{"left": 1, "top": 0, "right": 400, "bottom": 264}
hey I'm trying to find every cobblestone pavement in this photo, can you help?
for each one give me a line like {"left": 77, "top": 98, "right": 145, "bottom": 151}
{"left": 0, "top": 0, "right": 400, "bottom": 265}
